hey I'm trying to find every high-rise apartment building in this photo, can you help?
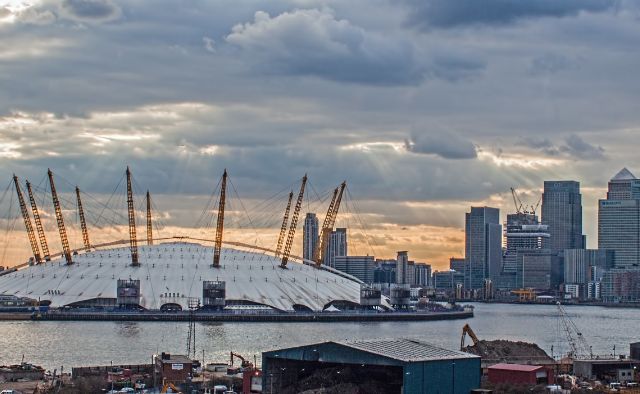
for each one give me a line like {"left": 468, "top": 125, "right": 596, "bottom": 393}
{"left": 415, "top": 264, "right": 432, "bottom": 287}
{"left": 542, "top": 181, "right": 584, "bottom": 251}
{"left": 302, "top": 213, "right": 319, "bottom": 261}
{"left": 396, "top": 251, "right": 409, "bottom": 285}
{"left": 324, "top": 228, "right": 347, "bottom": 268}
{"left": 598, "top": 168, "right": 640, "bottom": 269}
{"left": 465, "top": 207, "right": 502, "bottom": 289}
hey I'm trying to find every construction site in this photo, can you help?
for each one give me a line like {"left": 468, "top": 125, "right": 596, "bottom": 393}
{"left": 458, "top": 304, "right": 640, "bottom": 392}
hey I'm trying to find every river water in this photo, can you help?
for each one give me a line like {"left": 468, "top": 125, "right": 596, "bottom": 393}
{"left": 0, "top": 303, "right": 638, "bottom": 371}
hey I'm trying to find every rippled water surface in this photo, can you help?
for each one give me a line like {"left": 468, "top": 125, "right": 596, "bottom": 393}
{"left": 0, "top": 303, "right": 638, "bottom": 370}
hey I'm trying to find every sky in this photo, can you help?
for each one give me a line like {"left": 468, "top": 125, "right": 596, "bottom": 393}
{"left": 1, "top": 0, "right": 639, "bottom": 270}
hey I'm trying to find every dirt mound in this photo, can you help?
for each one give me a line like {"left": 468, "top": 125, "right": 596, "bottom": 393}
{"left": 464, "top": 339, "right": 554, "bottom": 365}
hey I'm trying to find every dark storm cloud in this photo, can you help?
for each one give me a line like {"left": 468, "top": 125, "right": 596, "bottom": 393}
{"left": 60, "top": 0, "right": 121, "bottom": 22}
{"left": 1, "top": 0, "right": 640, "bottom": 245}
{"left": 405, "top": 132, "right": 477, "bottom": 159}
{"left": 517, "top": 135, "right": 605, "bottom": 160}
{"left": 403, "top": 0, "right": 616, "bottom": 30}
{"left": 226, "top": 9, "right": 426, "bottom": 85}
{"left": 562, "top": 134, "right": 605, "bottom": 159}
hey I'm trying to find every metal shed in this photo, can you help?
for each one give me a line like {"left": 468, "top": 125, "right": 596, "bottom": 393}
{"left": 262, "top": 338, "right": 481, "bottom": 394}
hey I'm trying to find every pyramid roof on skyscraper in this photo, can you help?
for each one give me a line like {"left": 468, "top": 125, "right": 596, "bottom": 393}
{"left": 611, "top": 167, "right": 637, "bottom": 181}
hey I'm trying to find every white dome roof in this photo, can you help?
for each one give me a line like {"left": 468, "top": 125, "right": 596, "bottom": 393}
{"left": 0, "top": 242, "right": 362, "bottom": 311}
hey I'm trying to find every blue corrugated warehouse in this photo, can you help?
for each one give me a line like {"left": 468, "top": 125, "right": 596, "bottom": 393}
{"left": 262, "top": 337, "right": 481, "bottom": 393}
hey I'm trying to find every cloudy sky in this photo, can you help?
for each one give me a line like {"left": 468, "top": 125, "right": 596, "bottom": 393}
{"left": 1, "top": 0, "right": 639, "bottom": 269}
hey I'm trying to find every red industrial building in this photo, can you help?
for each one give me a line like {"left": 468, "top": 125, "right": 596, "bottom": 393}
{"left": 155, "top": 353, "right": 193, "bottom": 385}
{"left": 488, "top": 363, "right": 554, "bottom": 385}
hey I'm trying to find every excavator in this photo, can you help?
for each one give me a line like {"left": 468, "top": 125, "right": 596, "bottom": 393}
{"left": 160, "top": 382, "right": 182, "bottom": 393}
{"left": 228, "top": 352, "right": 253, "bottom": 375}
{"left": 460, "top": 323, "right": 480, "bottom": 351}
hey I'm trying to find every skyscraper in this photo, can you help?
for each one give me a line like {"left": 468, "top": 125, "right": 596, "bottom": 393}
{"left": 465, "top": 207, "right": 502, "bottom": 290}
{"left": 396, "top": 251, "right": 409, "bottom": 284}
{"left": 541, "top": 181, "right": 584, "bottom": 252}
{"left": 302, "top": 213, "right": 319, "bottom": 262}
{"left": 334, "top": 255, "right": 375, "bottom": 283}
{"left": 598, "top": 168, "right": 640, "bottom": 269}
{"left": 503, "top": 213, "right": 549, "bottom": 273}
{"left": 324, "top": 228, "right": 347, "bottom": 268}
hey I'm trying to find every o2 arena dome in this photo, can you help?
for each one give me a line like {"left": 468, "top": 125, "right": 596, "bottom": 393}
{"left": 0, "top": 242, "right": 366, "bottom": 312}
{"left": 1, "top": 169, "right": 387, "bottom": 312}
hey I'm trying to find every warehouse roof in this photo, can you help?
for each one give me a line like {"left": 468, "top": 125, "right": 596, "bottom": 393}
{"left": 488, "top": 363, "right": 544, "bottom": 372}
{"left": 336, "top": 338, "right": 479, "bottom": 363}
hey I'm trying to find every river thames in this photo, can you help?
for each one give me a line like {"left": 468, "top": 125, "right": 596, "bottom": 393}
{"left": 0, "top": 303, "right": 638, "bottom": 371}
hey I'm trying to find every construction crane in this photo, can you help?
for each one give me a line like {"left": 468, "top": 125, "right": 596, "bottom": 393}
{"left": 13, "top": 175, "right": 42, "bottom": 264}
{"left": 510, "top": 187, "right": 525, "bottom": 214}
{"left": 212, "top": 169, "right": 227, "bottom": 268}
{"left": 146, "top": 190, "right": 153, "bottom": 246}
{"left": 314, "top": 181, "right": 346, "bottom": 267}
{"left": 460, "top": 323, "right": 480, "bottom": 350}
{"left": 511, "top": 187, "right": 541, "bottom": 215}
{"left": 26, "top": 180, "right": 50, "bottom": 261}
{"left": 126, "top": 167, "right": 139, "bottom": 266}
{"left": 75, "top": 186, "right": 91, "bottom": 252}
{"left": 48, "top": 169, "right": 72, "bottom": 265}
{"left": 280, "top": 175, "right": 307, "bottom": 268}
{"left": 531, "top": 195, "right": 542, "bottom": 216}
{"left": 274, "top": 191, "right": 293, "bottom": 257}
{"left": 557, "top": 302, "right": 591, "bottom": 360}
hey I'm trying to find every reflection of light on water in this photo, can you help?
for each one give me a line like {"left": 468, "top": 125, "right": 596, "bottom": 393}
{"left": 115, "top": 322, "right": 141, "bottom": 338}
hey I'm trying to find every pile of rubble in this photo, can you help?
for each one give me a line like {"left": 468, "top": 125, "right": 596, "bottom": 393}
{"left": 463, "top": 340, "right": 555, "bottom": 365}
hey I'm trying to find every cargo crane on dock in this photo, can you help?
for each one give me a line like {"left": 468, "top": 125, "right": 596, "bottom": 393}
{"left": 313, "top": 181, "right": 346, "bottom": 267}
{"left": 274, "top": 191, "right": 293, "bottom": 257}
{"left": 280, "top": 175, "right": 307, "bottom": 268}
{"left": 13, "top": 175, "right": 42, "bottom": 264}
{"left": 48, "top": 169, "right": 72, "bottom": 265}
{"left": 212, "top": 170, "right": 227, "bottom": 268}
{"left": 557, "top": 302, "right": 591, "bottom": 360}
